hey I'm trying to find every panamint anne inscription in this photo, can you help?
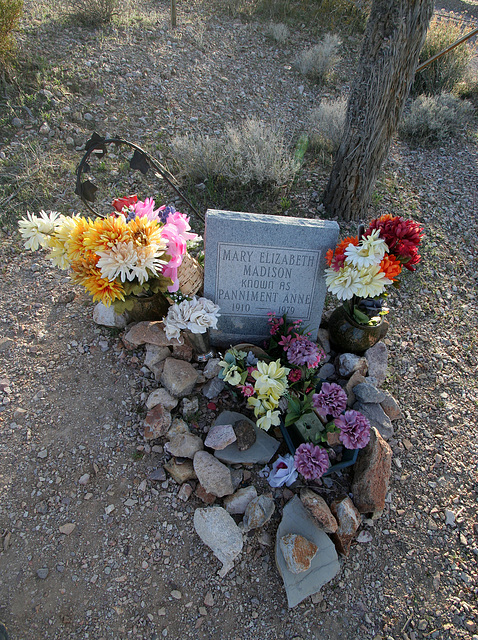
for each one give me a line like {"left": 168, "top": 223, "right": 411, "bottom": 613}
{"left": 216, "top": 243, "right": 321, "bottom": 319}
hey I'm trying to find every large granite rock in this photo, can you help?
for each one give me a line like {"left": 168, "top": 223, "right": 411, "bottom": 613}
{"left": 165, "top": 433, "right": 204, "bottom": 459}
{"left": 353, "top": 382, "right": 386, "bottom": 404}
{"left": 337, "top": 353, "right": 368, "bottom": 378}
{"left": 275, "top": 496, "right": 340, "bottom": 608}
{"left": 330, "top": 496, "right": 361, "bottom": 556}
{"left": 380, "top": 391, "right": 402, "bottom": 421}
{"left": 213, "top": 411, "right": 279, "bottom": 465}
{"left": 93, "top": 302, "right": 128, "bottom": 328}
{"left": 160, "top": 358, "right": 200, "bottom": 397}
{"left": 194, "top": 507, "right": 243, "bottom": 577}
{"left": 352, "top": 427, "right": 392, "bottom": 514}
{"left": 144, "top": 344, "right": 171, "bottom": 370}
{"left": 193, "top": 451, "right": 234, "bottom": 497}
{"left": 164, "top": 458, "right": 197, "bottom": 484}
{"left": 204, "top": 424, "right": 237, "bottom": 450}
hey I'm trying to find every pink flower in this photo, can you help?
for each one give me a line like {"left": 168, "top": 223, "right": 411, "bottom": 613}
{"left": 165, "top": 210, "right": 198, "bottom": 242}
{"left": 335, "top": 410, "right": 371, "bottom": 449}
{"left": 294, "top": 443, "right": 329, "bottom": 480}
{"left": 241, "top": 383, "right": 255, "bottom": 397}
{"left": 312, "top": 382, "right": 347, "bottom": 419}
{"left": 134, "top": 197, "right": 162, "bottom": 220}
{"left": 279, "top": 334, "right": 293, "bottom": 350}
{"left": 288, "top": 368, "right": 302, "bottom": 383}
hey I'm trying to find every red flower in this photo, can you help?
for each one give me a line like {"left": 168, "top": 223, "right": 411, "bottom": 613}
{"left": 366, "top": 216, "right": 423, "bottom": 271}
{"left": 112, "top": 194, "right": 138, "bottom": 212}
{"left": 288, "top": 369, "right": 302, "bottom": 383}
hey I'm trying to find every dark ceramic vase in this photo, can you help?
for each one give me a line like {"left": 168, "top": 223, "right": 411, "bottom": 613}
{"left": 327, "top": 305, "right": 389, "bottom": 355}
{"left": 127, "top": 291, "right": 170, "bottom": 322}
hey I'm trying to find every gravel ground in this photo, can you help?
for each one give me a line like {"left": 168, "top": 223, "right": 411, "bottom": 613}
{"left": 1, "top": 1, "right": 478, "bottom": 639}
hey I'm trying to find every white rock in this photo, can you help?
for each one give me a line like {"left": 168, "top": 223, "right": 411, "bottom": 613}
{"left": 194, "top": 507, "right": 243, "bottom": 577}
{"left": 92, "top": 303, "right": 127, "bottom": 328}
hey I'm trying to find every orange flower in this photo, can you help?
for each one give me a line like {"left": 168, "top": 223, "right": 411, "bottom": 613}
{"left": 336, "top": 236, "right": 359, "bottom": 257}
{"left": 70, "top": 259, "right": 125, "bottom": 304}
{"left": 380, "top": 254, "right": 402, "bottom": 280}
{"left": 377, "top": 214, "right": 395, "bottom": 223}
{"left": 67, "top": 217, "right": 97, "bottom": 262}
{"left": 325, "top": 248, "right": 334, "bottom": 266}
{"left": 83, "top": 215, "right": 130, "bottom": 253}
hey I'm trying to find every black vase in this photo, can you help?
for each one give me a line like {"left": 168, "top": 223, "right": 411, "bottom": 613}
{"left": 328, "top": 305, "right": 388, "bottom": 355}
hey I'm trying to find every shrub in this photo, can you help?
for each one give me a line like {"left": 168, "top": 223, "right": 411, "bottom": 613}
{"left": 70, "top": 0, "right": 117, "bottom": 26}
{"left": 399, "top": 93, "right": 474, "bottom": 145}
{"left": 266, "top": 22, "right": 290, "bottom": 43}
{"left": 294, "top": 34, "right": 341, "bottom": 83}
{"left": 171, "top": 118, "right": 299, "bottom": 187}
{"left": 412, "top": 17, "right": 475, "bottom": 96}
{"left": 308, "top": 97, "right": 347, "bottom": 152}
{"left": 0, "top": 0, "right": 23, "bottom": 72}
{"left": 315, "top": 0, "right": 370, "bottom": 33}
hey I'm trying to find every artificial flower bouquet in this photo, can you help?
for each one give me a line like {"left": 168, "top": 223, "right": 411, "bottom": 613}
{"left": 18, "top": 195, "right": 200, "bottom": 315}
{"left": 219, "top": 313, "right": 372, "bottom": 482}
{"left": 163, "top": 295, "right": 220, "bottom": 340}
{"left": 325, "top": 214, "right": 424, "bottom": 325}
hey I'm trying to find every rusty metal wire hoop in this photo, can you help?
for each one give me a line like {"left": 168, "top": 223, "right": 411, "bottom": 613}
{"left": 74, "top": 132, "right": 204, "bottom": 221}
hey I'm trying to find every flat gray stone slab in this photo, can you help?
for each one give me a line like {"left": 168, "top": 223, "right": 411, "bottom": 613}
{"left": 275, "top": 496, "right": 340, "bottom": 608}
{"left": 213, "top": 411, "right": 280, "bottom": 465}
{"left": 204, "top": 210, "right": 339, "bottom": 346}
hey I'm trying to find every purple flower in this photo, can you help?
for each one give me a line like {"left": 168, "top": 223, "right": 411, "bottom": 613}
{"left": 294, "top": 443, "right": 330, "bottom": 480}
{"left": 312, "top": 382, "right": 347, "bottom": 418}
{"left": 287, "top": 336, "right": 325, "bottom": 369}
{"left": 335, "top": 410, "right": 371, "bottom": 449}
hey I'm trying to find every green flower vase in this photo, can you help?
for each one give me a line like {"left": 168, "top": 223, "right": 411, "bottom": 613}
{"left": 328, "top": 305, "right": 389, "bottom": 355}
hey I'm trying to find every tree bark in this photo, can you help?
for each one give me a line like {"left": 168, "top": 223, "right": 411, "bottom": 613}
{"left": 322, "top": 0, "right": 434, "bottom": 221}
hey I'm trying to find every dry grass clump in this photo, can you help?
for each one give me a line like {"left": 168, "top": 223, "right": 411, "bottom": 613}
{"left": 171, "top": 118, "right": 299, "bottom": 187}
{"left": 0, "top": 0, "right": 23, "bottom": 72}
{"left": 294, "top": 34, "right": 341, "bottom": 83}
{"left": 412, "top": 16, "right": 475, "bottom": 96}
{"left": 399, "top": 93, "right": 474, "bottom": 145}
{"left": 307, "top": 97, "right": 347, "bottom": 152}
{"left": 265, "top": 22, "right": 290, "bottom": 43}
{"left": 69, "top": 0, "right": 118, "bottom": 26}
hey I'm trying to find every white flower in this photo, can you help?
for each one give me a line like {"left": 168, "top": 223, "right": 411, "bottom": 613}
{"left": 164, "top": 297, "right": 220, "bottom": 338}
{"left": 345, "top": 229, "right": 387, "bottom": 268}
{"left": 256, "top": 409, "right": 281, "bottom": 431}
{"left": 130, "top": 244, "right": 167, "bottom": 284}
{"left": 267, "top": 454, "right": 298, "bottom": 487}
{"left": 163, "top": 304, "right": 188, "bottom": 340}
{"left": 356, "top": 264, "right": 392, "bottom": 298}
{"left": 96, "top": 242, "right": 138, "bottom": 282}
{"left": 325, "top": 264, "right": 362, "bottom": 300}
{"left": 18, "top": 210, "right": 61, "bottom": 250}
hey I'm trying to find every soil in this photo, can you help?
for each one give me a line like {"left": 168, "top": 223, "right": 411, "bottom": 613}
{"left": 1, "top": 2, "right": 478, "bottom": 640}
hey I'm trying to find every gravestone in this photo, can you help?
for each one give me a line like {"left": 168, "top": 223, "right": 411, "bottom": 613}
{"left": 204, "top": 210, "right": 339, "bottom": 347}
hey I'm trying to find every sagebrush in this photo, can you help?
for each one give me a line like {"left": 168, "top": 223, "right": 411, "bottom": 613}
{"left": 412, "top": 17, "right": 474, "bottom": 96}
{"left": 69, "top": 0, "right": 117, "bottom": 26}
{"left": 171, "top": 118, "right": 299, "bottom": 187}
{"left": 0, "top": 0, "right": 23, "bottom": 71}
{"left": 265, "top": 22, "right": 290, "bottom": 43}
{"left": 307, "top": 97, "right": 347, "bottom": 153}
{"left": 399, "top": 93, "right": 474, "bottom": 145}
{"left": 295, "top": 34, "right": 341, "bottom": 83}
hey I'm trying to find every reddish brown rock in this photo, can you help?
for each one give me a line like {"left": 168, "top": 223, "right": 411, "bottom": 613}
{"left": 351, "top": 427, "right": 392, "bottom": 514}
{"left": 143, "top": 404, "right": 172, "bottom": 440}
{"left": 330, "top": 496, "right": 361, "bottom": 556}
{"left": 172, "top": 342, "right": 194, "bottom": 361}
{"left": 279, "top": 533, "right": 318, "bottom": 573}
{"left": 344, "top": 371, "right": 366, "bottom": 407}
{"left": 300, "top": 489, "right": 338, "bottom": 534}
{"left": 124, "top": 321, "right": 181, "bottom": 348}
{"left": 195, "top": 484, "right": 217, "bottom": 504}
{"left": 380, "top": 391, "right": 402, "bottom": 421}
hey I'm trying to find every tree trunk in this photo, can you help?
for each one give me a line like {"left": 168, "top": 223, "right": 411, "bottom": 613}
{"left": 323, "top": 0, "right": 434, "bottom": 221}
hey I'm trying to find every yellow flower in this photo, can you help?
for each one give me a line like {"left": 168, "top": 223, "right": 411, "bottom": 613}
{"left": 67, "top": 217, "right": 96, "bottom": 262}
{"left": 256, "top": 410, "right": 281, "bottom": 431}
{"left": 128, "top": 215, "right": 166, "bottom": 249}
{"left": 70, "top": 259, "right": 125, "bottom": 305}
{"left": 252, "top": 359, "right": 289, "bottom": 399}
{"left": 83, "top": 215, "right": 131, "bottom": 253}
{"left": 44, "top": 235, "right": 70, "bottom": 270}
